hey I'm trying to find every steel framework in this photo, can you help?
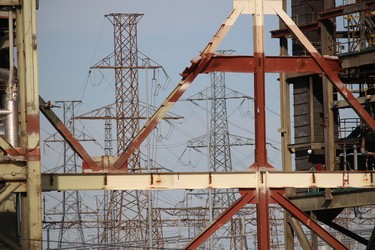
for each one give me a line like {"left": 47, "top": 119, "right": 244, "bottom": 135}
{"left": 42, "top": 1, "right": 375, "bottom": 248}
{"left": 1, "top": 0, "right": 375, "bottom": 249}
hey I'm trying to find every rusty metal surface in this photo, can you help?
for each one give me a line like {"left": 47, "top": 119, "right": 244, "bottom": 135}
{"left": 203, "top": 55, "right": 341, "bottom": 74}
{"left": 253, "top": 52, "right": 270, "bottom": 168}
{"left": 256, "top": 185, "right": 270, "bottom": 249}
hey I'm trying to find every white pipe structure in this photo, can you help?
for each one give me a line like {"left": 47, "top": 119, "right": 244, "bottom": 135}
{"left": 6, "top": 10, "right": 18, "bottom": 148}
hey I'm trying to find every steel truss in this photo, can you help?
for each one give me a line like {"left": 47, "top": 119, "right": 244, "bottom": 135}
{"left": 37, "top": 1, "right": 374, "bottom": 249}
{"left": 3, "top": 0, "right": 375, "bottom": 249}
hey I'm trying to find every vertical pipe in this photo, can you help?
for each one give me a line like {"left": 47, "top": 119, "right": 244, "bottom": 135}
{"left": 8, "top": 11, "right": 13, "bottom": 87}
{"left": 6, "top": 10, "right": 19, "bottom": 148}
{"left": 353, "top": 145, "right": 358, "bottom": 171}
{"left": 309, "top": 77, "right": 315, "bottom": 143}
{"left": 343, "top": 145, "right": 347, "bottom": 171}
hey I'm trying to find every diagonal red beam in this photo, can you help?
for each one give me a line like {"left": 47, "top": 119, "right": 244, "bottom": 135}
{"left": 184, "top": 190, "right": 256, "bottom": 249}
{"left": 202, "top": 55, "right": 341, "bottom": 74}
{"left": 39, "top": 96, "right": 101, "bottom": 171}
{"left": 274, "top": 7, "right": 375, "bottom": 133}
{"left": 271, "top": 190, "right": 348, "bottom": 250}
{"left": 111, "top": 4, "right": 247, "bottom": 171}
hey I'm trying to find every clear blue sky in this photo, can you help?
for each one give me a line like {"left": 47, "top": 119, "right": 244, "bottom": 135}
{"left": 37, "top": 0, "right": 286, "bottom": 171}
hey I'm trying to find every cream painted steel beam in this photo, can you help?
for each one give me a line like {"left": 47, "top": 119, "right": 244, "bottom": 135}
{"left": 41, "top": 171, "right": 375, "bottom": 191}
{"left": 0, "top": 136, "right": 21, "bottom": 155}
{"left": 20, "top": 0, "right": 42, "bottom": 248}
{"left": 0, "top": 183, "right": 23, "bottom": 203}
{"left": 0, "top": 0, "right": 21, "bottom": 6}
{"left": 289, "top": 217, "right": 312, "bottom": 250}
{"left": 0, "top": 164, "right": 26, "bottom": 180}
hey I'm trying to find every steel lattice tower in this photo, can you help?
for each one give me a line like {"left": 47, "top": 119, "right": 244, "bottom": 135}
{"left": 104, "top": 106, "right": 113, "bottom": 156}
{"left": 91, "top": 13, "right": 161, "bottom": 247}
{"left": 108, "top": 13, "right": 145, "bottom": 245}
{"left": 208, "top": 68, "right": 248, "bottom": 249}
{"left": 110, "top": 13, "right": 142, "bottom": 162}
{"left": 56, "top": 101, "right": 85, "bottom": 248}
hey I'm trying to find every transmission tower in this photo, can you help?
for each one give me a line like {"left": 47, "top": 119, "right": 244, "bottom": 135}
{"left": 104, "top": 105, "right": 114, "bottom": 156}
{"left": 42, "top": 101, "right": 89, "bottom": 249}
{"left": 57, "top": 101, "right": 86, "bottom": 248}
{"left": 208, "top": 54, "right": 248, "bottom": 249}
{"left": 90, "top": 13, "right": 162, "bottom": 248}
{"left": 185, "top": 50, "right": 249, "bottom": 249}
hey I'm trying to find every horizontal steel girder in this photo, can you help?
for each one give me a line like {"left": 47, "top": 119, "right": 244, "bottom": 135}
{"left": 203, "top": 55, "right": 341, "bottom": 74}
{"left": 41, "top": 171, "right": 375, "bottom": 191}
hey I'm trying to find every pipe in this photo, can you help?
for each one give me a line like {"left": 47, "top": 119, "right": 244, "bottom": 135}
{"left": 353, "top": 145, "right": 358, "bottom": 170}
{"left": 5, "top": 10, "right": 19, "bottom": 148}
{"left": 0, "top": 110, "right": 12, "bottom": 115}
{"left": 8, "top": 11, "right": 13, "bottom": 87}
{"left": 343, "top": 145, "right": 347, "bottom": 171}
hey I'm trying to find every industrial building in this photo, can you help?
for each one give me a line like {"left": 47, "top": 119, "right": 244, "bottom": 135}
{"left": 0, "top": 0, "right": 375, "bottom": 249}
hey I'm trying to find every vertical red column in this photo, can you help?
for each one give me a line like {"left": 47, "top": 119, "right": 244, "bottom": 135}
{"left": 253, "top": 52, "right": 267, "bottom": 167}
{"left": 253, "top": 1, "right": 270, "bottom": 249}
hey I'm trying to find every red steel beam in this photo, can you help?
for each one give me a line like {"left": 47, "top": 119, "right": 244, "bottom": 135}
{"left": 253, "top": 53, "right": 268, "bottom": 168}
{"left": 256, "top": 184, "right": 270, "bottom": 249}
{"left": 184, "top": 190, "right": 256, "bottom": 249}
{"left": 271, "top": 190, "right": 348, "bottom": 250}
{"left": 252, "top": 0, "right": 269, "bottom": 170}
{"left": 202, "top": 55, "right": 341, "bottom": 74}
{"left": 274, "top": 7, "right": 375, "bottom": 133}
{"left": 252, "top": 1, "right": 273, "bottom": 249}
{"left": 39, "top": 96, "right": 101, "bottom": 171}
